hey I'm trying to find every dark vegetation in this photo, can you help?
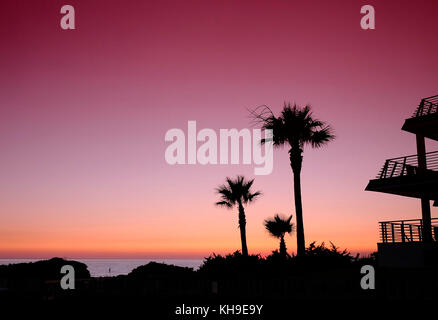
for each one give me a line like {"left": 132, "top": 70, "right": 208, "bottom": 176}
{"left": 0, "top": 257, "right": 90, "bottom": 280}
{"left": 1, "top": 248, "right": 436, "bottom": 316}
{"left": 0, "top": 244, "right": 376, "bottom": 304}
{"left": 199, "top": 242, "right": 369, "bottom": 276}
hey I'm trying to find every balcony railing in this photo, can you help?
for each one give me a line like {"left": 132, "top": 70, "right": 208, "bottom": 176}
{"left": 412, "top": 94, "right": 438, "bottom": 117}
{"left": 379, "top": 218, "right": 438, "bottom": 243}
{"left": 377, "top": 151, "right": 438, "bottom": 179}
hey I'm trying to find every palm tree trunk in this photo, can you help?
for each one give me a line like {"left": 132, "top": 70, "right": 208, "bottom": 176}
{"left": 279, "top": 235, "right": 287, "bottom": 257}
{"left": 238, "top": 202, "right": 248, "bottom": 256}
{"left": 290, "top": 148, "right": 305, "bottom": 256}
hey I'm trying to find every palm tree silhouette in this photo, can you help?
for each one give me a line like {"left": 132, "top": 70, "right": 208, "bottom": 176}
{"left": 264, "top": 214, "right": 294, "bottom": 257}
{"left": 251, "top": 103, "right": 335, "bottom": 256}
{"left": 215, "top": 176, "right": 261, "bottom": 256}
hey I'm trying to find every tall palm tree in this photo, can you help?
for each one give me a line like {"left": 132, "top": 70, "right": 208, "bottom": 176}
{"left": 215, "top": 176, "right": 261, "bottom": 256}
{"left": 251, "top": 103, "right": 335, "bottom": 256}
{"left": 264, "top": 214, "right": 294, "bottom": 257}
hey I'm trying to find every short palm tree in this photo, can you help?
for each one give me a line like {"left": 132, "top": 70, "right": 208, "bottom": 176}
{"left": 264, "top": 214, "right": 294, "bottom": 257}
{"left": 251, "top": 103, "right": 335, "bottom": 256}
{"left": 215, "top": 176, "right": 261, "bottom": 256}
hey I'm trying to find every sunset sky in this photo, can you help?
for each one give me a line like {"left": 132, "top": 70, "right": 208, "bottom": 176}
{"left": 1, "top": 0, "right": 437, "bottom": 258}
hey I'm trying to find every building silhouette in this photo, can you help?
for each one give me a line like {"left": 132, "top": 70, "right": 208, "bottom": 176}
{"left": 366, "top": 94, "right": 438, "bottom": 267}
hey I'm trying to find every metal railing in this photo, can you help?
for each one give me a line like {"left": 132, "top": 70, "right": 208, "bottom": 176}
{"left": 377, "top": 151, "right": 438, "bottom": 179}
{"left": 412, "top": 94, "right": 438, "bottom": 117}
{"left": 379, "top": 218, "right": 438, "bottom": 243}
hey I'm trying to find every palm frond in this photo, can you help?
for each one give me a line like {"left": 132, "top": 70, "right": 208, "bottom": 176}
{"left": 215, "top": 201, "right": 232, "bottom": 208}
{"left": 215, "top": 176, "right": 261, "bottom": 207}
{"left": 264, "top": 214, "right": 295, "bottom": 238}
{"left": 309, "top": 126, "right": 335, "bottom": 148}
{"left": 246, "top": 191, "right": 261, "bottom": 202}
{"left": 248, "top": 105, "right": 275, "bottom": 127}
{"left": 250, "top": 102, "right": 335, "bottom": 151}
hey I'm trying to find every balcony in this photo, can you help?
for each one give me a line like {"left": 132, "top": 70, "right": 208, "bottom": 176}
{"left": 412, "top": 95, "right": 438, "bottom": 117}
{"left": 377, "top": 151, "right": 438, "bottom": 179}
{"left": 378, "top": 218, "right": 438, "bottom": 268}
{"left": 379, "top": 218, "right": 438, "bottom": 243}
{"left": 365, "top": 151, "right": 438, "bottom": 200}
{"left": 402, "top": 94, "right": 438, "bottom": 140}
{"left": 377, "top": 218, "right": 438, "bottom": 268}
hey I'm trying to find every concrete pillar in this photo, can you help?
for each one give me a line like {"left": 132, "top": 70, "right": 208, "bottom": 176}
{"left": 416, "top": 134, "right": 432, "bottom": 242}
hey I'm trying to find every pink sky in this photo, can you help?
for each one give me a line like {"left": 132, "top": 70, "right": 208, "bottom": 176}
{"left": 0, "top": 0, "right": 437, "bottom": 258}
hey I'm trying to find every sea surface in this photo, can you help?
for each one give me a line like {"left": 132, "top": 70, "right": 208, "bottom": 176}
{"left": 0, "top": 258, "right": 204, "bottom": 277}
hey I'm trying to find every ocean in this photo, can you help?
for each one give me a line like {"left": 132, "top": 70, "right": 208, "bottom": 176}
{"left": 0, "top": 258, "right": 204, "bottom": 277}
